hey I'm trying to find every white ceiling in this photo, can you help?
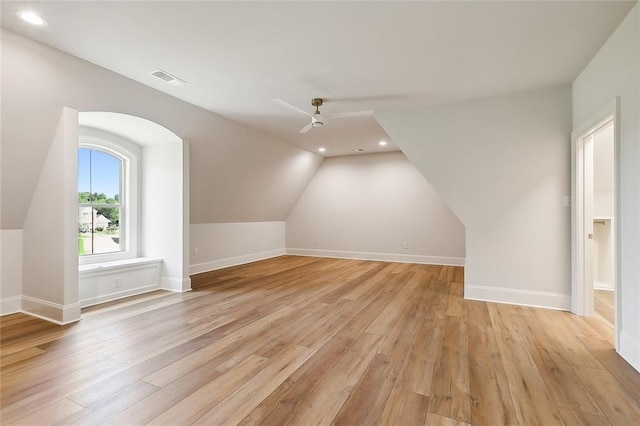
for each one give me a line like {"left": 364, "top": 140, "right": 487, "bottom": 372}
{"left": 1, "top": 1, "right": 635, "bottom": 157}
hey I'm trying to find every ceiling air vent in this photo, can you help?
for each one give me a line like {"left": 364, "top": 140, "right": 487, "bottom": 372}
{"left": 149, "top": 69, "right": 186, "bottom": 86}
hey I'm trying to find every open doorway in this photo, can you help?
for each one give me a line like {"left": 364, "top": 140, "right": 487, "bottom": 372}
{"left": 572, "top": 100, "right": 619, "bottom": 347}
{"left": 591, "top": 121, "right": 615, "bottom": 325}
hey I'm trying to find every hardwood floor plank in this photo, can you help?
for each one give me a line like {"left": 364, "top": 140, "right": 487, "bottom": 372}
{"left": 533, "top": 308, "right": 603, "bottom": 369}
{"left": 580, "top": 336, "right": 640, "bottom": 405}
{"left": 107, "top": 363, "right": 223, "bottom": 424}
{"left": 428, "top": 315, "right": 471, "bottom": 423}
{"left": 0, "top": 346, "right": 45, "bottom": 368}
{"left": 55, "top": 380, "right": 159, "bottom": 425}
{"left": 558, "top": 407, "right": 612, "bottom": 426}
{"left": 237, "top": 336, "right": 354, "bottom": 426}
{"left": 572, "top": 363, "right": 640, "bottom": 424}
{"left": 283, "top": 333, "right": 382, "bottom": 425}
{"left": 191, "top": 345, "right": 315, "bottom": 425}
{"left": 468, "top": 323, "right": 517, "bottom": 426}
{"left": 63, "top": 310, "right": 265, "bottom": 407}
{"left": 1, "top": 353, "right": 123, "bottom": 418}
{"left": 8, "top": 398, "right": 84, "bottom": 426}
{"left": 446, "top": 280, "right": 466, "bottom": 318}
{"left": 379, "top": 388, "right": 430, "bottom": 425}
{"left": 331, "top": 353, "right": 395, "bottom": 425}
{"left": 594, "top": 290, "right": 615, "bottom": 325}
{"left": 395, "top": 317, "right": 444, "bottom": 396}
{"left": 365, "top": 272, "right": 420, "bottom": 336}
{"left": 2, "top": 256, "right": 639, "bottom": 426}
{"left": 488, "top": 303, "right": 565, "bottom": 425}
{"left": 515, "top": 313, "right": 604, "bottom": 416}
{"left": 425, "top": 412, "right": 471, "bottom": 426}
{"left": 147, "top": 354, "right": 269, "bottom": 424}
{"left": 143, "top": 306, "right": 296, "bottom": 387}
{"left": 333, "top": 294, "right": 422, "bottom": 425}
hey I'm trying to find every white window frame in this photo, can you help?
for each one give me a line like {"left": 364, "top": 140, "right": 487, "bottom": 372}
{"left": 79, "top": 127, "right": 140, "bottom": 265}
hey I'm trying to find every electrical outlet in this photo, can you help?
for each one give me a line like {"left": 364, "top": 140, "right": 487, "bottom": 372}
{"left": 193, "top": 248, "right": 199, "bottom": 256}
{"left": 314, "top": 238, "right": 319, "bottom": 246}
{"left": 113, "top": 278, "right": 122, "bottom": 289}
{"left": 563, "top": 196, "right": 571, "bottom": 207}
{"left": 403, "top": 242, "right": 409, "bottom": 250}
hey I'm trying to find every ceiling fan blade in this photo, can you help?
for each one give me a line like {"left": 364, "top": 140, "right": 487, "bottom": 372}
{"left": 325, "top": 110, "right": 374, "bottom": 119}
{"left": 273, "top": 99, "right": 313, "bottom": 118}
{"left": 299, "top": 122, "right": 314, "bottom": 133}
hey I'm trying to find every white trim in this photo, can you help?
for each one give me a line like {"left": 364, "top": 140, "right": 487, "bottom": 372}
{"left": 571, "top": 98, "right": 620, "bottom": 352}
{"left": 0, "top": 296, "right": 22, "bottom": 316}
{"left": 620, "top": 331, "right": 640, "bottom": 373}
{"left": 465, "top": 284, "right": 570, "bottom": 311}
{"left": 80, "top": 284, "right": 160, "bottom": 308}
{"left": 286, "top": 248, "right": 465, "bottom": 266}
{"left": 190, "top": 248, "right": 286, "bottom": 275}
{"left": 79, "top": 257, "right": 162, "bottom": 277}
{"left": 161, "top": 276, "right": 192, "bottom": 293}
{"left": 78, "top": 127, "right": 140, "bottom": 265}
{"left": 79, "top": 257, "right": 162, "bottom": 308}
{"left": 593, "top": 282, "right": 614, "bottom": 291}
{"left": 21, "top": 296, "right": 81, "bottom": 325}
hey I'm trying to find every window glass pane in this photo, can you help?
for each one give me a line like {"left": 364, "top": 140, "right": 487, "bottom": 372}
{"left": 78, "top": 148, "right": 92, "bottom": 203}
{"left": 78, "top": 206, "right": 121, "bottom": 255}
{"left": 78, "top": 148, "right": 123, "bottom": 256}
{"left": 90, "top": 150, "right": 121, "bottom": 203}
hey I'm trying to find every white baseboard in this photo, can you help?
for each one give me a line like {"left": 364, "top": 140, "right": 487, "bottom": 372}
{"left": 620, "top": 330, "right": 640, "bottom": 373}
{"left": 594, "top": 282, "right": 614, "bottom": 291}
{"left": 190, "top": 248, "right": 286, "bottom": 275}
{"left": 80, "top": 284, "right": 161, "bottom": 308}
{"left": 0, "top": 296, "right": 22, "bottom": 316}
{"left": 286, "top": 248, "right": 465, "bottom": 267}
{"left": 21, "top": 296, "right": 81, "bottom": 325}
{"left": 465, "top": 284, "right": 571, "bottom": 311}
{"left": 161, "top": 276, "right": 192, "bottom": 292}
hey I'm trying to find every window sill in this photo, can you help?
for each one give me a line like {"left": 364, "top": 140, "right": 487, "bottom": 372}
{"left": 79, "top": 257, "right": 162, "bottom": 277}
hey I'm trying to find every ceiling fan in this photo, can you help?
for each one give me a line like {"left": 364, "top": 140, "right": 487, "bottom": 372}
{"left": 274, "top": 98, "right": 374, "bottom": 133}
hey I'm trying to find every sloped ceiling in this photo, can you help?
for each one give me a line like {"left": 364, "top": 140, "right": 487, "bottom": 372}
{"left": 1, "top": 1, "right": 635, "bottom": 156}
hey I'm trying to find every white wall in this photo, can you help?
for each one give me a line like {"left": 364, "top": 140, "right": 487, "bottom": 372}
{"left": 190, "top": 222, "right": 286, "bottom": 274}
{"left": 0, "top": 230, "right": 23, "bottom": 315}
{"left": 573, "top": 4, "right": 639, "bottom": 371}
{"left": 286, "top": 152, "right": 465, "bottom": 265}
{"left": 21, "top": 108, "right": 80, "bottom": 324}
{"left": 377, "top": 85, "right": 572, "bottom": 309}
{"left": 142, "top": 142, "right": 189, "bottom": 290}
{"left": 1, "top": 29, "right": 322, "bottom": 229}
{"left": 1, "top": 29, "right": 322, "bottom": 315}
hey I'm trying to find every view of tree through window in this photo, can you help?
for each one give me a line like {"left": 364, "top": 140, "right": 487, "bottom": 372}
{"left": 78, "top": 148, "right": 122, "bottom": 255}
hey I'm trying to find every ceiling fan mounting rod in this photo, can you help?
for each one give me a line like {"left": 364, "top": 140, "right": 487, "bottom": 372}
{"left": 312, "top": 98, "right": 323, "bottom": 114}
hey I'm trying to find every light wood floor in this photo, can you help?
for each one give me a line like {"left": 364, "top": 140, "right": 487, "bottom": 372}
{"left": 2, "top": 256, "right": 640, "bottom": 425}
{"left": 594, "top": 289, "right": 615, "bottom": 326}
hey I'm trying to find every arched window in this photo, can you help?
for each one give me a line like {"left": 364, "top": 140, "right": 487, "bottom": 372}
{"left": 78, "top": 128, "right": 139, "bottom": 264}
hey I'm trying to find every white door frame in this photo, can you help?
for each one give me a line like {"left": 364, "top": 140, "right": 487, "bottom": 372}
{"left": 571, "top": 98, "right": 620, "bottom": 346}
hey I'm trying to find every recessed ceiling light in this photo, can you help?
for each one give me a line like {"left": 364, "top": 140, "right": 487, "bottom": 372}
{"left": 318, "top": 147, "right": 326, "bottom": 153}
{"left": 379, "top": 141, "right": 388, "bottom": 146}
{"left": 18, "top": 11, "right": 47, "bottom": 26}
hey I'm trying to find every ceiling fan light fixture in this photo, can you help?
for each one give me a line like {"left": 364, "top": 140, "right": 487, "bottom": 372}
{"left": 312, "top": 121, "right": 323, "bottom": 128}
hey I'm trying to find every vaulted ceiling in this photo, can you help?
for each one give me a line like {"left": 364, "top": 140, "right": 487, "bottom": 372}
{"left": 1, "top": 1, "right": 635, "bottom": 156}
